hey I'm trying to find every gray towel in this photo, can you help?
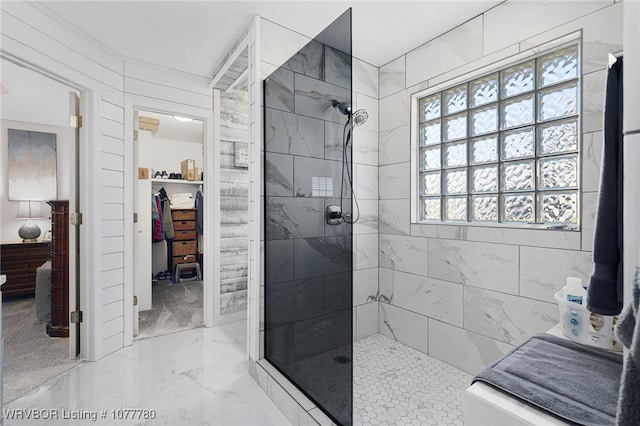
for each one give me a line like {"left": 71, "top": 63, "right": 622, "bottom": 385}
{"left": 473, "top": 334, "right": 622, "bottom": 426}
{"left": 615, "top": 265, "right": 640, "bottom": 425}
{"left": 587, "top": 57, "right": 623, "bottom": 316}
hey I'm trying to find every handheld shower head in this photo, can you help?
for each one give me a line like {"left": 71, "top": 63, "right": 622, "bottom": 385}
{"left": 352, "top": 109, "right": 369, "bottom": 127}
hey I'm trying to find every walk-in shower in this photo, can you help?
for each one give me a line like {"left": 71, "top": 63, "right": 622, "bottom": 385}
{"left": 264, "top": 9, "right": 354, "bottom": 425}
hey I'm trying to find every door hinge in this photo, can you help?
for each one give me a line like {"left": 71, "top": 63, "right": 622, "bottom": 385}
{"left": 133, "top": 130, "right": 138, "bottom": 141}
{"left": 133, "top": 295, "right": 138, "bottom": 306}
{"left": 70, "top": 212, "right": 83, "bottom": 226}
{"left": 70, "top": 115, "right": 83, "bottom": 128}
{"left": 70, "top": 310, "right": 83, "bottom": 323}
{"left": 133, "top": 213, "right": 138, "bottom": 223}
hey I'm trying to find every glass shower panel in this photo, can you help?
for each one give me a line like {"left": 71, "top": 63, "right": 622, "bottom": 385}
{"left": 264, "top": 9, "right": 353, "bottom": 426}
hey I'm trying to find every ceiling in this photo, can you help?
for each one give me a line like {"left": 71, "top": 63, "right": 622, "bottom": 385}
{"left": 39, "top": 1, "right": 502, "bottom": 79}
{"left": 139, "top": 110, "right": 204, "bottom": 144}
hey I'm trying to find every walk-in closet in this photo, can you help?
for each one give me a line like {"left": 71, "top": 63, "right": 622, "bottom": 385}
{"left": 133, "top": 110, "right": 204, "bottom": 339}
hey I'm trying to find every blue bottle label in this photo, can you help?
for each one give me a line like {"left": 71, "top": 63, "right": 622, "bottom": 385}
{"left": 567, "top": 294, "right": 583, "bottom": 304}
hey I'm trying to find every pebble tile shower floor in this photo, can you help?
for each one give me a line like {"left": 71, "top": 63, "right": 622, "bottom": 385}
{"left": 354, "top": 334, "right": 473, "bottom": 426}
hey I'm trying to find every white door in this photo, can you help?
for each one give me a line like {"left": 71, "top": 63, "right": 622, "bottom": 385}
{"left": 68, "top": 92, "right": 80, "bottom": 358}
{"left": 133, "top": 113, "right": 153, "bottom": 336}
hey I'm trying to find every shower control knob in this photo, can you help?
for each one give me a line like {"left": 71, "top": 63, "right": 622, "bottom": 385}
{"left": 325, "top": 205, "right": 343, "bottom": 226}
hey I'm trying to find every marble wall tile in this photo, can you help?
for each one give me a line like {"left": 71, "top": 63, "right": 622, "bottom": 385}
{"left": 267, "top": 277, "right": 326, "bottom": 327}
{"left": 379, "top": 162, "right": 410, "bottom": 200}
{"left": 380, "top": 56, "right": 405, "bottom": 99}
{"left": 354, "top": 93, "right": 378, "bottom": 134}
{"left": 294, "top": 236, "right": 351, "bottom": 279}
{"left": 354, "top": 164, "right": 378, "bottom": 200}
{"left": 324, "top": 45, "right": 351, "bottom": 90}
{"left": 483, "top": 1, "right": 611, "bottom": 55}
{"left": 394, "top": 271, "right": 463, "bottom": 327}
{"left": 352, "top": 128, "right": 378, "bottom": 167}
{"left": 379, "top": 234, "right": 428, "bottom": 276}
{"left": 523, "top": 3, "right": 621, "bottom": 75}
{"left": 582, "top": 131, "right": 604, "bottom": 193}
{"left": 520, "top": 247, "right": 593, "bottom": 303}
{"left": 428, "top": 239, "right": 519, "bottom": 295}
{"left": 352, "top": 199, "right": 379, "bottom": 236}
{"left": 294, "top": 73, "right": 350, "bottom": 124}
{"left": 266, "top": 197, "right": 325, "bottom": 239}
{"left": 283, "top": 39, "right": 323, "bottom": 79}
{"left": 379, "top": 199, "right": 411, "bottom": 235}
{"left": 355, "top": 233, "right": 378, "bottom": 270}
{"left": 265, "top": 108, "right": 325, "bottom": 158}
{"left": 406, "top": 17, "right": 483, "bottom": 87}
{"left": 464, "top": 286, "right": 558, "bottom": 346}
{"left": 379, "top": 125, "right": 410, "bottom": 166}
{"left": 378, "top": 268, "right": 394, "bottom": 303}
{"left": 379, "top": 89, "right": 411, "bottom": 133}
{"left": 379, "top": 303, "right": 428, "bottom": 353}
{"left": 324, "top": 120, "right": 344, "bottom": 161}
{"left": 265, "top": 67, "right": 294, "bottom": 112}
{"left": 582, "top": 69, "right": 607, "bottom": 134}
{"left": 265, "top": 239, "right": 294, "bottom": 283}
{"left": 464, "top": 226, "right": 581, "bottom": 250}
{"left": 581, "top": 191, "right": 598, "bottom": 252}
{"left": 354, "top": 268, "right": 379, "bottom": 305}
{"left": 428, "top": 319, "right": 514, "bottom": 375}
{"left": 260, "top": 19, "right": 310, "bottom": 68}
{"left": 293, "top": 156, "right": 344, "bottom": 198}
{"left": 265, "top": 153, "right": 293, "bottom": 196}
{"left": 357, "top": 302, "right": 379, "bottom": 340}
{"left": 353, "top": 58, "right": 379, "bottom": 99}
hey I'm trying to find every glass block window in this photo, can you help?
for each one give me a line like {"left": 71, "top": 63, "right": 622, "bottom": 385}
{"left": 417, "top": 45, "right": 580, "bottom": 226}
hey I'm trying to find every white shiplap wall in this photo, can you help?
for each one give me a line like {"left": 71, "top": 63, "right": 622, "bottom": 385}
{"left": 1, "top": 1, "right": 213, "bottom": 360}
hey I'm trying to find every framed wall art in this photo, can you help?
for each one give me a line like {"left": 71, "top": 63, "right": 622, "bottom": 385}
{"left": 7, "top": 128, "right": 57, "bottom": 200}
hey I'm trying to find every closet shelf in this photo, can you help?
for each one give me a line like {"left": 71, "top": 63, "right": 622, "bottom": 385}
{"left": 151, "top": 178, "right": 203, "bottom": 185}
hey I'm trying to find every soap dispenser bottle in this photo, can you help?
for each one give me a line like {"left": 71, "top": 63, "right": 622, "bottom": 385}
{"left": 563, "top": 277, "right": 586, "bottom": 339}
{"left": 565, "top": 277, "right": 586, "bottom": 305}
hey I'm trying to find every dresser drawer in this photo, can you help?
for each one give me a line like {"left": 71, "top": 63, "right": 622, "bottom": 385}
{"left": 172, "top": 209, "right": 196, "bottom": 221}
{"left": 1, "top": 245, "right": 50, "bottom": 261}
{"left": 1, "top": 258, "right": 50, "bottom": 273}
{"left": 173, "top": 220, "right": 195, "bottom": 231}
{"left": 172, "top": 255, "right": 198, "bottom": 270}
{"left": 172, "top": 240, "right": 197, "bottom": 256}
{"left": 174, "top": 230, "right": 196, "bottom": 241}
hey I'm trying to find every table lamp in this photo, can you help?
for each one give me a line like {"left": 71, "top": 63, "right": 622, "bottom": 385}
{"left": 16, "top": 200, "right": 44, "bottom": 242}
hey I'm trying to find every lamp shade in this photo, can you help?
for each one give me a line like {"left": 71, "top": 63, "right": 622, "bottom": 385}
{"left": 16, "top": 200, "right": 44, "bottom": 219}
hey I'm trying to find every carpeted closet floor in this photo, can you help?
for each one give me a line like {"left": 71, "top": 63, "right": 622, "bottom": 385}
{"left": 137, "top": 278, "right": 203, "bottom": 340}
{"left": 2, "top": 296, "right": 81, "bottom": 403}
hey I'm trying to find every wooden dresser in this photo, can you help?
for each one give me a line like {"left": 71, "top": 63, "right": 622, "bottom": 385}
{"left": 170, "top": 209, "right": 198, "bottom": 273}
{"left": 47, "top": 200, "right": 69, "bottom": 338}
{"left": 0, "top": 241, "right": 51, "bottom": 298}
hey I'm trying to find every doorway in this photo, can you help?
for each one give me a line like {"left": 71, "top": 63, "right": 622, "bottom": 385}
{"left": 0, "top": 58, "right": 82, "bottom": 403}
{"left": 132, "top": 110, "right": 205, "bottom": 339}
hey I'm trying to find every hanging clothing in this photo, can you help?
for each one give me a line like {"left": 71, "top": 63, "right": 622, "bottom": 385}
{"left": 152, "top": 193, "right": 163, "bottom": 242}
{"left": 195, "top": 190, "right": 204, "bottom": 234}
{"left": 159, "top": 187, "right": 174, "bottom": 240}
{"left": 587, "top": 57, "right": 624, "bottom": 316}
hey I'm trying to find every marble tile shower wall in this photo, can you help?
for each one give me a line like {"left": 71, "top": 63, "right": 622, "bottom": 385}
{"left": 220, "top": 85, "right": 250, "bottom": 315}
{"left": 377, "top": 1, "right": 622, "bottom": 375}
{"left": 259, "top": 18, "right": 380, "bottom": 347}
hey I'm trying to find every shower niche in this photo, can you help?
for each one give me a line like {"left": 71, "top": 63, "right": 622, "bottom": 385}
{"left": 264, "top": 9, "right": 354, "bottom": 425}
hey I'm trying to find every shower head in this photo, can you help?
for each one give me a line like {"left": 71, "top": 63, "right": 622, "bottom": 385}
{"left": 332, "top": 100, "right": 352, "bottom": 116}
{"left": 352, "top": 109, "right": 369, "bottom": 127}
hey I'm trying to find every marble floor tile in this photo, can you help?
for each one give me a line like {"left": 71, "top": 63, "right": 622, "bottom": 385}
{"left": 4, "top": 321, "right": 291, "bottom": 426}
{"left": 354, "top": 334, "right": 471, "bottom": 426}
